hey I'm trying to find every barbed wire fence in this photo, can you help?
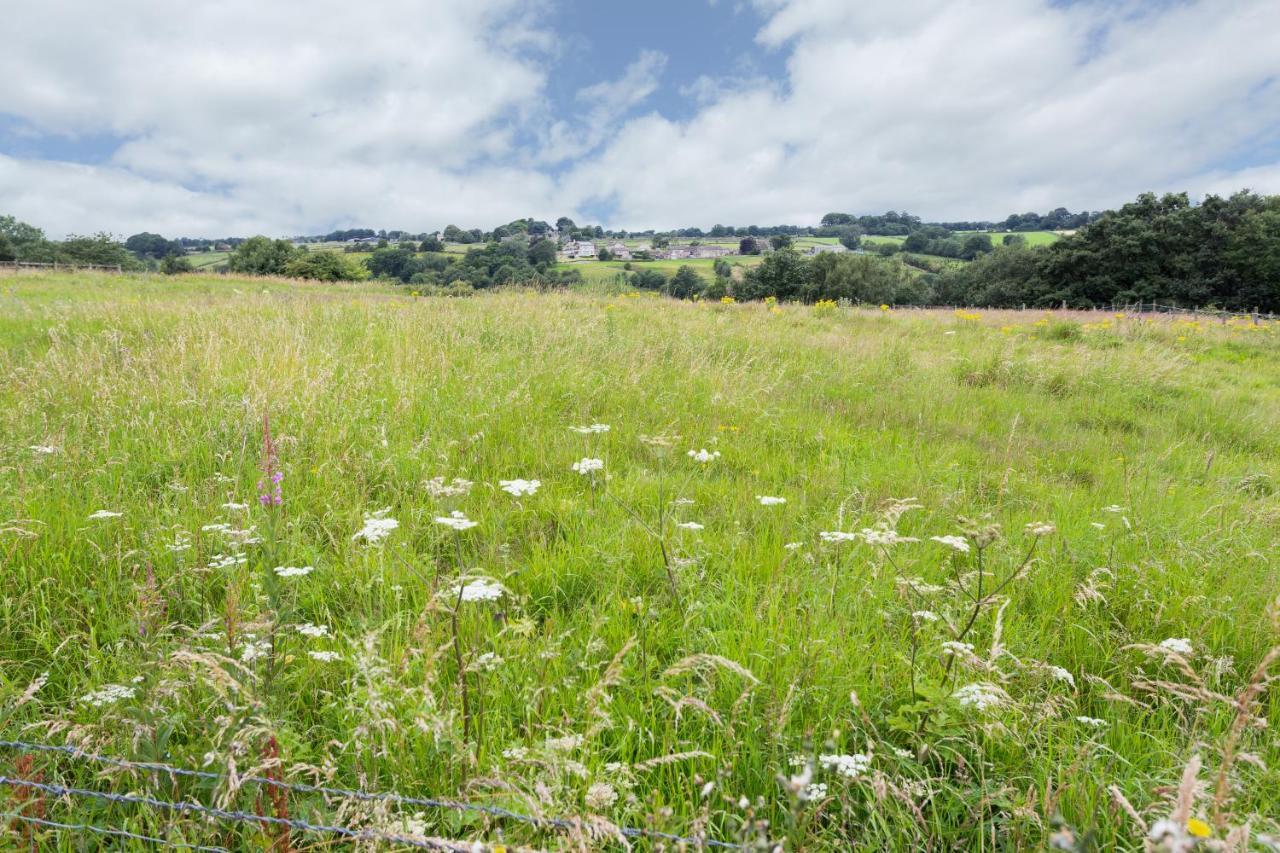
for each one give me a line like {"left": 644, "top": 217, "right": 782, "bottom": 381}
{"left": 0, "top": 739, "right": 746, "bottom": 850}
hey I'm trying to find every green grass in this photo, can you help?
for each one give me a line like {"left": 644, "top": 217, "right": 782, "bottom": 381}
{"left": 558, "top": 256, "right": 765, "bottom": 285}
{"left": 2, "top": 271, "right": 1279, "bottom": 849}
{"left": 183, "top": 250, "right": 230, "bottom": 270}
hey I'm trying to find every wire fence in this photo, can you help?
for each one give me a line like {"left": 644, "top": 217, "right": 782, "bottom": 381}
{"left": 0, "top": 260, "right": 124, "bottom": 273}
{"left": 0, "top": 738, "right": 745, "bottom": 850}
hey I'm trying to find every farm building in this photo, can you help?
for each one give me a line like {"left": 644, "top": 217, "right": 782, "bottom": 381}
{"left": 808, "top": 244, "right": 850, "bottom": 255}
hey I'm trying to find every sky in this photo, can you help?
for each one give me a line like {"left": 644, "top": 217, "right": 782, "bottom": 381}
{"left": 1, "top": 0, "right": 1279, "bottom": 238}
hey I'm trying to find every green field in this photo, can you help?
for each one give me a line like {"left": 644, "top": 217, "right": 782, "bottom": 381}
{"left": 3, "top": 272, "right": 1279, "bottom": 849}
{"left": 184, "top": 250, "right": 230, "bottom": 270}
{"left": 557, "top": 256, "right": 766, "bottom": 286}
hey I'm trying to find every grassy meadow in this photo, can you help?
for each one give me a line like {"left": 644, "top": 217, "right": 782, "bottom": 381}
{"left": 2, "top": 272, "right": 1279, "bottom": 850}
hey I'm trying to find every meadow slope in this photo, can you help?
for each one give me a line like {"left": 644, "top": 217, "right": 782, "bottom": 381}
{"left": 2, "top": 272, "right": 1279, "bottom": 850}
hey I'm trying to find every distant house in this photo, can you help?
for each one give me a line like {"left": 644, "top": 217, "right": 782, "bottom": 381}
{"left": 560, "top": 240, "right": 597, "bottom": 259}
{"left": 607, "top": 242, "right": 632, "bottom": 260}
{"left": 692, "top": 245, "right": 732, "bottom": 259}
{"left": 665, "top": 245, "right": 694, "bottom": 260}
{"left": 808, "top": 244, "right": 850, "bottom": 255}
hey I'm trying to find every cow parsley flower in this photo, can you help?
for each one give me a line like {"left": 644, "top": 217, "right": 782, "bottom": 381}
{"left": 88, "top": 510, "right": 122, "bottom": 520}
{"left": 819, "top": 531, "right": 859, "bottom": 543}
{"left": 862, "top": 526, "right": 918, "bottom": 546}
{"left": 424, "top": 477, "right": 473, "bottom": 498}
{"left": 447, "top": 578, "right": 506, "bottom": 603}
{"left": 586, "top": 781, "right": 619, "bottom": 811}
{"left": 1075, "top": 716, "right": 1107, "bottom": 727}
{"left": 353, "top": 511, "right": 398, "bottom": 544}
{"left": 240, "top": 640, "right": 271, "bottom": 663}
{"left": 309, "top": 651, "right": 341, "bottom": 663}
{"left": 296, "top": 623, "right": 330, "bottom": 638}
{"left": 572, "top": 458, "right": 604, "bottom": 475}
{"left": 757, "top": 495, "right": 786, "bottom": 506}
{"left": 570, "top": 423, "right": 611, "bottom": 434}
{"left": 819, "top": 753, "right": 872, "bottom": 779}
{"left": 499, "top": 479, "right": 541, "bottom": 496}
{"left": 930, "top": 535, "right": 970, "bottom": 553}
{"left": 676, "top": 521, "right": 704, "bottom": 531}
{"left": 29, "top": 445, "right": 58, "bottom": 455}
{"left": 434, "top": 510, "right": 478, "bottom": 531}
{"left": 1025, "top": 521, "right": 1056, "bottom": 536}
{"left": 274, "top": 565, "right": 314, "bottom": 578}
{"left": 208, "top": 553, "right": 247, "bottom": 570}
{"left": 81, "top": 684, "right": 137, "bottom": 706}
{"left": 1045, "top": 665, "right": 1075, "bottom": 687}
{"left": 1159, "top": 637, "right": 1194, "bottom": 656}
{"left": 221, "top": 502, "right": 249, "bottom": 511}
{"left": 800, "top": 782, "right": 828, "bottom": 802}
{"left": 911, "top": 610, "right": 939, "bottom": 623}
{"left": 953, "top": 682, "right": 1006, "bottom": 712}
{"left": 687, "top": 448, "right": 720, "bottom": 463}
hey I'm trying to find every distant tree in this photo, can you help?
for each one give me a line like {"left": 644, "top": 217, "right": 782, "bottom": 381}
{"left": 0, "top": 215, "right": 45, "bottom": 248}
{"left": 555, "top": 216, "right": 576, "bottom": 233}
{"left": 59, "top": 233, "right": 139, "bottom": 269}
{"left": 740, "top": 248, "right": 809, "bottom": 301}
{"left": 597, "top": 248, "right": 613, "bottom": 262}
{"left": 161, "top": 254, "right": 194, "bottom": 275}
{"left": 960, "top": 233, "right": 994, "bottom": 260}
{"left": 228, "top": 236, "right": 299, "bottom": 276}
{"left": 125, "top": 232, "right": 182, "bottom": 259}
{"left": 527, "top": 239, "right": 558, "bottom": 269}
{"left": 739, "top": 237, "right": 760, "bottom": 255}
{"left": 713, "top": 258, "right": 732, "bottom": 278}
{"left": 821, "top": 212, "right": 854, "bottom": 226}
{"left": 1002, "top": 234, "right": 1027, "bottom": 247}
{"left": 665, "top": 265, "right": 704, "bottom": 299}
{"left": 837, "top": 227, "right": 863, "bottom": 251}
{"left": 420, "top": 235, "right": 445, "bottom": 252}
{"left": 365, "top": 246, "right": 422, "bottom": 282}
{"left": 0, "top": 234, "right": 13, "bottom": 262}
{"left": 285, "top": 251, "right": 358, "bottom": 282}
{"left": 632, "top": 269, "right": 667, "bottom": 291}
{"left": 769, "top": 234, "right": 792, "bottom": 251}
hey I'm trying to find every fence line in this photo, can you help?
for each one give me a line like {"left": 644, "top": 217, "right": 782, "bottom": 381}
{"left": 1, "top": 810, "right": 232, "bottom": 852}
{"left": 0, "top": 739, "right": 745, "bottom": 850}
{"left": 0, "top": 260, "right": 124, "bottom": 273}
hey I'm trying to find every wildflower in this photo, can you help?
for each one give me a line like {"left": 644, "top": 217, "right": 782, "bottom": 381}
{"left": 221, "top": 501, "right": 249, "bottom": 511}
{"left": 819, "top": 753, "right": 872, "bottom": 779}
{"left": 353, "top": 511, "right": 398, "bottom": 544}
{"left": 1159, "top": 637, "right": 1194, "bottom": 656}
{"left": 1025, "top": 521, "right": 1056, "bottom": 536}
{"left": 1075, "top": 716, "right": 1107, "bottom": 727}
{"left": 1186, "top": 819, "right": 1211, "bottom": 839}
{"left": 81, "top": 684, "right": 137, "bottom": 706}
{"left": 911, "top": 610, "right": 939, "bottom": 623}
{"left": 941, "top": 640, "right": 975, "bottom": 656}
{"left": 819, "top": 531, "right": 859, "bottom": 543}
{"left": 402, "top": 813, "right": 428, "bottom": 837}
{"left": 953, "top": 682, "right": 1006, "bottom": 712}
{"left": 469, "top": 652, "right": 502, "bottom": 671}
{"left": 499, "top": 479, "right": 541, "bottom": 496}
{"left": 687, "top": 448, "right": 721, "bottom": 463}
{"left": 1102, "top": 504, "right": 1126, "bottom": 513}
{"left": 88, "top": 510, "right": 122, "bottom": 520}
{"left": 256, "top": 413, "right": 283, "bottom": 506}
{"left": 240, "top": 640, "right": 271, "bottom": 662}
{"left": 273, "top": 565, "right": 314, "bottom": 578}
{"left": 297, "top": 623, "right": 330, "bottom": 638}
{"left": 309, "top": 651, "right": 341, "bottom": 663}
{"left": 757, "top": 495, "right": 786, "bottom": 506}
{"left": 207, "top": 553, "right": 247, "bottom": 569}
{"left": 929, "top": 534, "right": 970, "bottom": 553}
{"left": 569, "top": 423, "right": 611, "bottom": 434}
{"left": 572, "top": 457, "right": 604, "bottom": 475}
{"left": 434, "top": 510, "right": 478, "bottom": 531}
{"left": 29, "top": 445, "right": 58, "bottom": 454}
{"left": 676, "top": 521, "right": 704, "bottom": 531}
{"left": 167, "top": 532, "right": 192, "bottom": 553}
{"left": 585, "top": 782, "right": 619, "bottom": 811}
{"left": 784, "top": 542, "right": 804, "bottom": 550}
{"left": 424, "top": 476, "right": 473, "bottom": 498}
{"left": 202, "top": 523, "right": 232, "bottom": 533}
{"left": 862, "top": 526, "right": 918, "bottom": 546}
{"left": 446, "top": 578, "right": 506, "bottom": 603}
{"left": 1045, "top": 665, "right": 1075, "bottom": 687}
{"left": 800, "top": 782, "right": 827, "bottom": 801}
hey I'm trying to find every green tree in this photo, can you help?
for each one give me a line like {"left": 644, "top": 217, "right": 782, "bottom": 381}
{"left": 527, "top": 239, "right": 558, "bottom": 269}
{"left": 740, "top": 248, "right": 809, "bottom": 301}
{"left": 60, "top": 233, "right": 139, "bottom": 269}
{"left": 738, "top": 237, "right": 760, "bottom": 255}
{"left": 770, "top": 234, "right": 792, "bottom": 251}
{"left": 665, "top": 265, "right": 704, "bottom": 299}
{"left": 285, "top": 251, "right": 358, "bottom": 282}
{"left": 228, "top": 236, "right": 299, "bottom": 276}
{"left": 0, "top": 233, "right": 13, "bottom": 262}
{"left": 161, "top": 254, "right": 194, "bottom": 275}
{"left": 597, "top": 248, "right": 613, "bottom": 262}
{"left": 420, "top": 235, "right": 445, "bottom": 253}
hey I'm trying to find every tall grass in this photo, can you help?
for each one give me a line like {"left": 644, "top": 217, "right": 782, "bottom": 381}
{"left": 1, "top": 272, "right": 1278, "bottom": 849}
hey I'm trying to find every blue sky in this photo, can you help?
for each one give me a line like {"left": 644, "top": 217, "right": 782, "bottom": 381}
{"left": 1, "top": 0, "right": 1278, "bottom": 237}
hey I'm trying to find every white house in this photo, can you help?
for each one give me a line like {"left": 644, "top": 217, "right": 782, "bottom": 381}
{"left": 808, "top": 244, "right": 850, "bottom": 255}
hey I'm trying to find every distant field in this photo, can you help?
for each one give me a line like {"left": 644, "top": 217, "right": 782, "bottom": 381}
{"left": 558, "top": 256, "right": 765, "bottom": 285}
{"left": 185, "top": 251, "right": 230, "bottom": 270}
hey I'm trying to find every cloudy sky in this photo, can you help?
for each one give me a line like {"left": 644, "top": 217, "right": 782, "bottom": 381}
{"left": 2, "top": 0, "right": 1279, "bottom": 237}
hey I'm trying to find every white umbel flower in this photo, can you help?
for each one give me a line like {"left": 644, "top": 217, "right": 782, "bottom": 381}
{"left": 434, "top": 510, "right": 478, "bottom": 530}
{"left": 572, "top": 458, "right": 604, "bottom": 474}
{"left": 499, "top": 479, "right": 541, "bottom": 496}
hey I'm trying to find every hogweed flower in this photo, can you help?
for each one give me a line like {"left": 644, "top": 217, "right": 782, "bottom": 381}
{"left": 757, "top": 495, "right": 786, "bottom": 506}
{"left": 929, "top": 534, "right": 970, "bottom": 553}
{"left": 445, "top": 578, "right": 506, "bottom": 603}
{"left": 88, "top": 510, "right": 122, "bottom": 520}
{"left": 499, "top": 479, "right": 541, "bottom": 496}
{"left": 572, "top": 457, "right": 604, "bottom": 475}
{"left": 434, "top": 510, "right": 478, "bottom": 531}
{"left": 273, "top": 565, "right": 314, "bottom": 578}
{"left": 353, "top": 510, "right": 398, "bottom": 544}
{"left": 687, "top": 448, "right": 720, "bottom": 463}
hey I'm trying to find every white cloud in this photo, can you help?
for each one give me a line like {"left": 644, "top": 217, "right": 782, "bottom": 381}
{"left": 565, "top": 0, "right": 1280, "bottom": 228}
{"left": 1, "top": 0, "right": 1278, "bottom": 236}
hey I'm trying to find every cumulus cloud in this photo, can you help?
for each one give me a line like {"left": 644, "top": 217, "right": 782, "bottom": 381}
{"left": 1, "top": 0, "right": 1278, "bottom": 235}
